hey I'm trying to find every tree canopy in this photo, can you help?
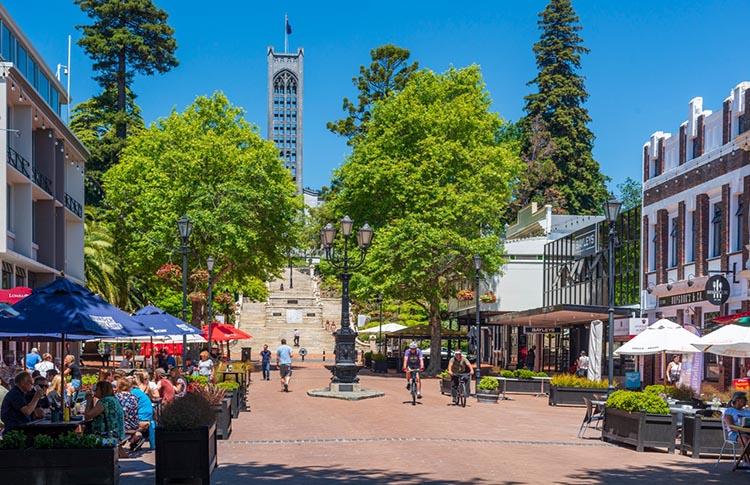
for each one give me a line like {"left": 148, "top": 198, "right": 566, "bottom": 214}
{"left": 327, "top": 44, "right": 418, "bottom": 144}
{"left": 327, "top": 66, "right": 519, "bottom": 373}
{"left": 617, "top": 177, "right": 642, "bottom": 211}
{"left": 103, "top": 92, "right": 301, "bottom": 295}
{"left": 76, "top": 0, "right": 178, "bottom": 140}
{"left": 518, "top": 0, "right": 608, "bottom": 216}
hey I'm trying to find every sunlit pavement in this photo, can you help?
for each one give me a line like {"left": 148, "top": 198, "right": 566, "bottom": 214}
{"left": 121, "top": 364, "right": 741, "bottom": 483}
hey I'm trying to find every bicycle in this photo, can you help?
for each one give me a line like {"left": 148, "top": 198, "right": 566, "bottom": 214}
{"left": 406, "top": 369, "right": 421, "bottom": 406}
{"left": 452, "top": 373, "right": 471, "bottom": 407}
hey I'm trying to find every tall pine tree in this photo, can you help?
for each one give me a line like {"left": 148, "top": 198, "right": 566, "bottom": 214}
{"left": 518, "top": 0, "right": 608, "bottom": 215}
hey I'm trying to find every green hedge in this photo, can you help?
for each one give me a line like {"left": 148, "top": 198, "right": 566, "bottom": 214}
{"left": 498, "top": 369, "right": 548, "bottom": 379}
{"left": 550, "top": 374, "right": 609, "bottom": 389}
{"left": 478, "top": 376, "right": 499, "bottom": 391}
{"left": 606, "top": 390, "right": 670, "bottom": 415}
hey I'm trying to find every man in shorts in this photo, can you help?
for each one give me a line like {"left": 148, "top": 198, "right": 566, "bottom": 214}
{"left": 276, "top": 339, "right": 294, "bottom": 392}
{"left": 402, "top": 342, "right": 424, "bottom": 399}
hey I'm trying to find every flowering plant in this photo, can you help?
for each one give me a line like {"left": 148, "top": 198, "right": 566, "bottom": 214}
{"left": 190, "top": 269, "right": 209, "bottom": 284}
{"left": 456, "top": 289, "right": 474, "bottom": 301}
{"left": 188, "top": 291, "right": 206, "bottom": 303}
{"left": 480, "top": 291, "right": 497, "bottom": 304}
{"left": 156, "top": 263, "right": 181, "bottom": 282}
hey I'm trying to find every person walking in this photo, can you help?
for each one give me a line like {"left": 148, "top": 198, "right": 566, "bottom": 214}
{"left": 576, "top": 351, "right": 590, "bottom": 378}
{"left": 667, "top": 355, "right": 682, "bottom": 385}
{"left": 260, "top": 344, "right": 272, "bottom": 381}
{"left": 293, "top": 329, "right": 300, "bottom": 347}
{"left": 526, "top": 346, "right": 537, "bottom": 372}
{"left": 276, "top": 339, "right": 294, "bottom": 392}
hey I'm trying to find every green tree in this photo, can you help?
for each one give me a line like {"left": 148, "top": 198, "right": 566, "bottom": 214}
{"left": 327, "top": 44, "right": 418, "bottom": 144}
{"left": 328, "top": 67, "right": 519, "bottom": 374}
{"left": 70, "top": 85, "right": 144, "bottom": 206}
{"left": 103, "top": 92, "right": 301, "bottom": 298}
{"left": 617, "top": 176, "right": 642, "bottom": 210}
{"left": 76, "top": 0, "right": 178, "bottom": 141}
{"left": 518, "top": 0, "right": 608, "bottom": 215}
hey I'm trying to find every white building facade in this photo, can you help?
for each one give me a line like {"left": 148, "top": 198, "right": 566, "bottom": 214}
{"left": 0, "top": 5, "right": 87, "bottom": 290}
{"left": 641, "top": 81, "right": 750, "bottom": 384}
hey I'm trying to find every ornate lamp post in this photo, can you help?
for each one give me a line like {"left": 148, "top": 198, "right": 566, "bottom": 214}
{"left": 177, "top": 215, "right": 193, "bottom": 369}
{"left": 603, "top": 198, "right": 622, "bottom": 392}
{"left": 206, "top": 256, "right": 215, "bottom": 357}
{"left": 473, "top": 254, "right": 482, "bottom": 395}
{"left": 376, "top": 293, "right": 384, "bottom": 354}
{"left": 320, "top": 216, "right": 373, "bottom": 384}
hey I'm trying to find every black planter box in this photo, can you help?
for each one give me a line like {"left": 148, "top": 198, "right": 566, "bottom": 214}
{"left": 372, "top": 360, "right": 388, "bottom": 373}
{"left": 155, "top": 423, "right": 218, "bottom": 485}
{"left": 681, "top": 414, "right": 724, "bottom": 458}
{"left": 548, "top": 386, "right": 608, "bottom": 406}
{"left": 477, "top": 389, "right": 500, "bottom": 404}
{"left": 214, "top": 398, "right": 233, "bottom": 439}
{"left": 502, "top": 378, "right": 549, "bottom": 394}
{"left": 603, "top": 408, "right": 676, "bottom": 453}
{"left": 0, "top": 447, "right": 118, "bottom": 484}
{"left": 440, "top": 378, "right": 452, "bottom": 395}
{"left": 225, "top": 390, "right": 241, "bottom": 418}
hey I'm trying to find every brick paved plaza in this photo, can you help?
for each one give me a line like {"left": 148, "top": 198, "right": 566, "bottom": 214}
{"left": 120, "top": 364, "right": 742, "bottom": 484}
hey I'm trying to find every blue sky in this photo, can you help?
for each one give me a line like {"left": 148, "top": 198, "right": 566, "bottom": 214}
{"left": 5, "top": 0, "right": 749, "bottom": 194}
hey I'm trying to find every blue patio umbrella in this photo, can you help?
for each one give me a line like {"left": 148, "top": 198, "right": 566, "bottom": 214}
{"left": 0, "top": 278, "right": 154, "bottom": 339}
{"left": 132, "top": 305, "right": 200, "bottom": 338}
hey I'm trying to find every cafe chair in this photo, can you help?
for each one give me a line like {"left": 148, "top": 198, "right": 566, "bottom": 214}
{"left": 716, "top": 411, "right": 738, "bottom": 469}
{"left": 578, "top": 397, "right": 605, "bottom": 439}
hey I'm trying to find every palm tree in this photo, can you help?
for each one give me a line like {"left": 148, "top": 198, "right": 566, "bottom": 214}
{"left": 84, "top": 207, "right": 119, "bottom": 303}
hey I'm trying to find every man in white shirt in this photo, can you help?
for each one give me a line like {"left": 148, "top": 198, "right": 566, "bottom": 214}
{"left": 576, "top": 351, "right": 590, "bottom": 378}
{"left": 34, "top": 353, "right": 56, "bottom": 378}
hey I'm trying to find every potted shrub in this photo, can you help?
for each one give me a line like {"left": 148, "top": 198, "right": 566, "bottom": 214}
{"left": 548, "top": 374, "right": 610, "bottom": 406}
{"left": 681, "top": 410, "right": 724, "bottom": 458}
{"left": 156, "top": 392, "right": 218, "bottom": 484}
{"left": 216, "top": 381, "right": 242, "bottom": 418}
{"left": 372, "top": 353, "right": 388, "bottom": 373}
{"left": 364, "top": 351, "right": 373, "bottom": 368}
{"left": 497, "top": 369, "right": 549, "bottom": 394}
{"left": 602, "top": 390, "right": 676, "bottom": 453}
{"left": 476, "top": 376, "right": 500, "bottom": 403}
{"left": 438, "top": 370, "right": 452, "bottom": 395}
{"left": 196, "top": 385, "right": 233, "bottom": 440}
{"left": 0, "top": 430, "right": 119, "bottom": 484}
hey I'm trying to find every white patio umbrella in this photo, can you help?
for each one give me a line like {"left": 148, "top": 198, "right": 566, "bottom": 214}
{"left": 358, "top": 323, "right": 407, "bottom": 334}
{"left": 692, "top": 322, "right": 750, "bottom": 358}
{"left": 614, "top": 318, "right": 701, "bottom": 356}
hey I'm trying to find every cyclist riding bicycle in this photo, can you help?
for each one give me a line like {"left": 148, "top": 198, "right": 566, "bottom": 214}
{"left": 402, "top": 342, "right": 424, "bottom": 399}
{"left": 447, "top": 350, "right": 474, "bottom": 402}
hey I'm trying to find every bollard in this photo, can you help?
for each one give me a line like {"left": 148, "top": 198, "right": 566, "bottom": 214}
{"left": 322, "top": 350, "right": 325, "bottom": 362}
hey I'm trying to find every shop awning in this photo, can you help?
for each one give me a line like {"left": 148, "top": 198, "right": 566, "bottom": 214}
{"left": 487, "top": 304, "right": 635, "bottom": 328}
{"left": 712, "top": 311, "right": 750, "bottom": 325}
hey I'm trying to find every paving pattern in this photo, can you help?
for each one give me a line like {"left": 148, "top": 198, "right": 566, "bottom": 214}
{"left": 122, "top": 364, "right": 744, "bottom": 484}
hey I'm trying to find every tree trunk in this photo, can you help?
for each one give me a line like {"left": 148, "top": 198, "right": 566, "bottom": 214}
{"left": 426, "top": 301, "right": 442, "bottom": 376}
{"left": 116, "top": 51, "right": 127, "bottom": 141}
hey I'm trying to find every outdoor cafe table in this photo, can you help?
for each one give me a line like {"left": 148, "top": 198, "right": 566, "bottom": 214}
{"left": 729, "top": 425, "right": 750, "bottom": 472}
{"left": 532, "top": 376, "right": 551, "bottom": 397}
{"left": 20, "top": 417, "right": 90, "bottom": 439}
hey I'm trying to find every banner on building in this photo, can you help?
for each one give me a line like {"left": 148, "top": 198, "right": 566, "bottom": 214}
{"left": 680, "top": 324, "right": 703, "bottom": 395}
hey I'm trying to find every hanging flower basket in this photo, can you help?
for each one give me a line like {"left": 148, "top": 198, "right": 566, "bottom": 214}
{"left": 189, "top": 291, "right": 207, "bottom": 303}
{"left": 214, "top": 292, "right": 234, "bottom": 306}
{"left": 156, "top": 263, "right": 182, "bottom": 282}
{"left": 480, "top": 291, "right": 497, "bottom": 304}
{"left": 456, "top": 289, "right": 475, "bottom": 302}
{"left": 190, "top": 269, "right": 209, "bottom": 284}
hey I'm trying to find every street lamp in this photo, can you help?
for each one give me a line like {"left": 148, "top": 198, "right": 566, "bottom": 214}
{"left": 320, "top": 216, "right": 373, "bottom": 384}
{"left": 206, "top": 256, "right": 215, "bottom": 358}
{"left": 603, "top": 198, "right": 622, "bottom": 393}
{"left": 375, "top": 293, "right": 384, "bottom": 354}
{"left": 177, "top": 215, "right": 193, "bottom": 369}
{"left": 473, "top": 254, "right": 482, "bottom": 396}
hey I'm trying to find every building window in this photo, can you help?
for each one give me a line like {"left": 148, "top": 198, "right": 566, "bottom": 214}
{"left": 670, "top": 218, "right": 678, "bottom": 268}
{"left": 14, "top": 267, "right": 25, "bottom": 287}
{"left": 1, "top": 262, "right": 12, "bottom": 289}
{"left": 711, "top": 203, "right": 722, "bottom": 258}
{"left": 736, "top": 197, "right": 744, "bottom": 252}
{"left": 651, "top": 225, "right": 658, "bottom": 271}
{"left": 6, "top": 184, "right": 12, "bottom": 233}
{"left": 689, "top": 210, "right": 696, "bottom": 262}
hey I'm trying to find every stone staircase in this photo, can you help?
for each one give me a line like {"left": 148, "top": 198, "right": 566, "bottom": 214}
{"left": 236, "top": 268, "right": 337, "bottom": 355}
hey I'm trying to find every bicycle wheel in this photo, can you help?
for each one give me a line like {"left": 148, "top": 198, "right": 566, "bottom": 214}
{"left": 411, "top": 380, "right": 417, "bottom": 406}
{"left": 459, "top": 388, "right": 466, "bottom": 407}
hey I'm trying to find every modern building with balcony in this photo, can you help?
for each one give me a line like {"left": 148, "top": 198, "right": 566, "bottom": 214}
{"left": 641, "top": 81, "right": 750, "bottom": 386}
{"left": 0, "top": 5, "right": 87, "bottom": 291}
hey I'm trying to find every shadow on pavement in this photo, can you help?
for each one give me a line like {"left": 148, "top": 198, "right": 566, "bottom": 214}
{"left": 121, "top": 459, "right": 515, "bottom": 484}
{"left": 562, "top": 461, "right": 743, "bottom": 484}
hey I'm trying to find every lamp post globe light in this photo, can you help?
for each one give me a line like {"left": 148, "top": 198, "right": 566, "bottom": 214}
{"left": 320, "top": 216, "right": 373, "bottom": 385}
{"left": 206, "top": 256, "right": 215, "bottom": 358}
{"left": 177, "top": 215, "right": 193, "bottom": 369}
{"left": 603, "top": 198, "right": 622, "bottom": 393}
{"left": 473, "top": 254, "right": 482, "bottom": 396}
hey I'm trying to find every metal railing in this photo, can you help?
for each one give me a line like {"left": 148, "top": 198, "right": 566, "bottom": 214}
{"left": 64, "top": 192, "right": 83, "bottom": 218}
{"left": 32, "top": 167, "right": 53, "bottom": 196}
{"left": 7, "top": 146, "right": 30, "bottom": 177}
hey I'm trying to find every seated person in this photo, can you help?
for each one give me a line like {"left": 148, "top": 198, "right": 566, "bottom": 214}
{"left": 84, "top": 381, "right": 125, "bottom": 441}
{"left": 724, "top": 391, "right": 750, "bottom": 446}
{"left": 155, "top": 368, "right": 175, "bottom": 404}
{"left": 0, "top": 371, "right": 44, "bottom": 433}
{"left": 25, "top": 376, "right": 50, "bottom": 415}
{"left": 130, "top": 372, "right": 155, "bottom": 451}
{"left": 47, "top": 375, "right": 64, "bottom": 411}
{"left": 115, "top": 378, "right": 140, "bottom": 447}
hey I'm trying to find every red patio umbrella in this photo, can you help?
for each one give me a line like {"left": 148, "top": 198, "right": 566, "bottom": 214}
{"left": 712, "top": 311, "right": 750, "bottom": 325}
{"left": 0, "top": 286, "right": 32, "bottom": 304}
{"left": 200, "top": 323, "right": 252, "bottom": 342}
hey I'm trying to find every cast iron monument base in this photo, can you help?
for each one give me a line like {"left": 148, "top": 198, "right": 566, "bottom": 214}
{"left": 307, "top": 382, "right": 385, "bottom": 401}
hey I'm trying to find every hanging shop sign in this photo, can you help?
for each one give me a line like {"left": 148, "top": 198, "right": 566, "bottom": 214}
{"left": 705, "top": 275, "right": 731, "bottom": 306}
{"left": 524, "top": 326, "right": 562, "bottom": 334}
{"left": 658, "top": 290, "right": 705, "bottom": 307}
